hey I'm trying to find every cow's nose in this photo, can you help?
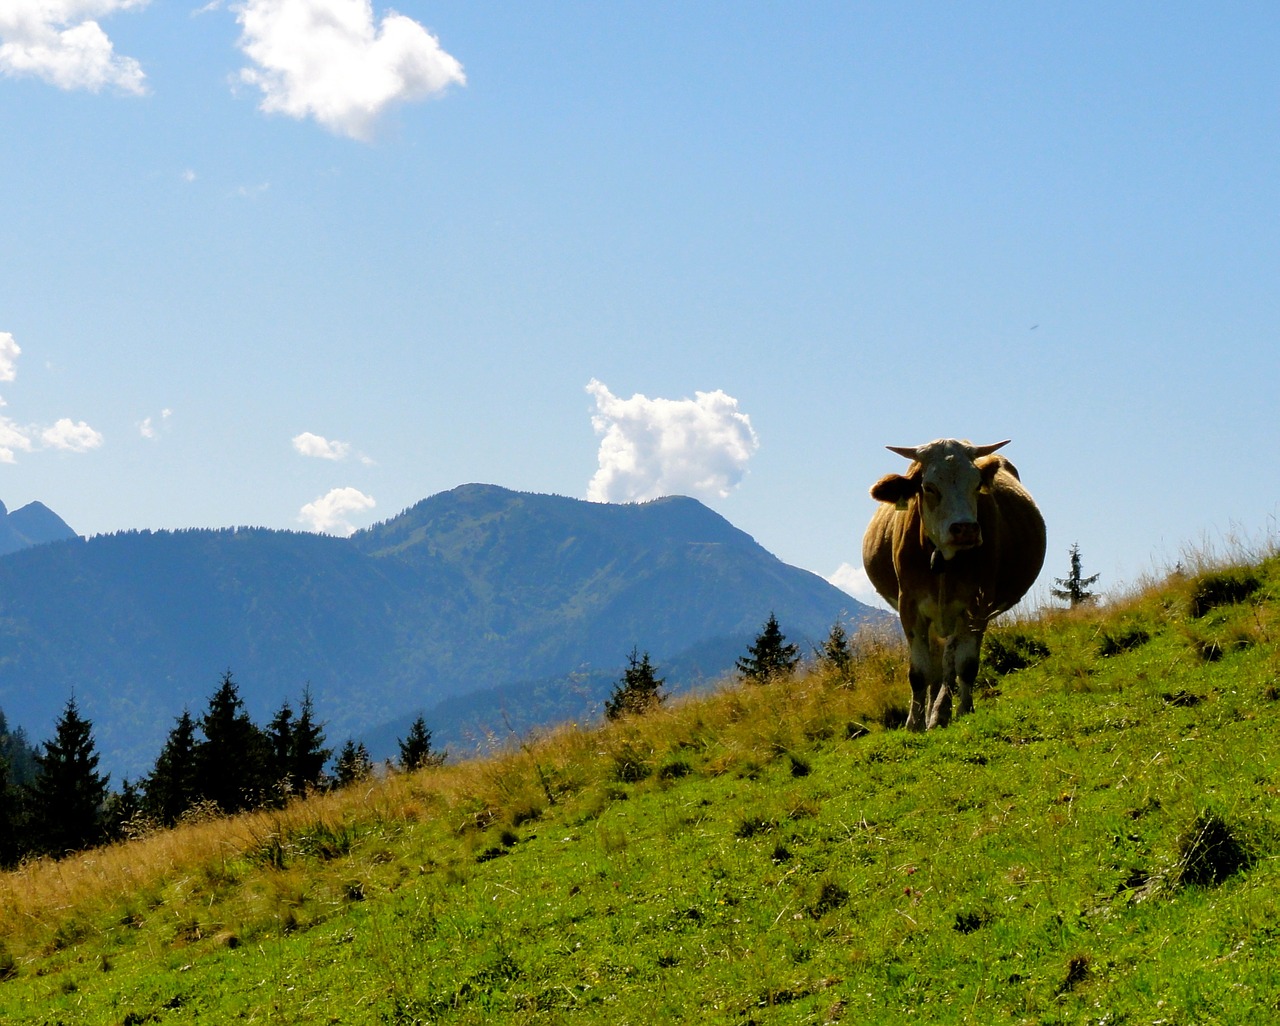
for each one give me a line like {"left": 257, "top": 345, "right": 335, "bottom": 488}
{"left": 950, "top": 521, "right": 981, "bottom": 547}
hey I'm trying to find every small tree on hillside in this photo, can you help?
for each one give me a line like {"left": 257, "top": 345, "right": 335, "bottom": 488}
{"left": 397, "top": 716, "right": 445, "bottom": 772}
{"left": 818, "top": 619, "right": 853, "bottom": 677}
{"left": 196, "top": 670, "right": 270, "bottom": 813}
{"left": 27, "top": 697, "right": 110, "bottom": 855}
{"left": 1052, "top": 543, "right": 1100, "bottom": 608}
{"left": 334, "top": 739, "right": 374, "bottom": 787}
{"left": 144, "top": 709, "right": 199, "bottom": 826}
{"left": 737, "top": 612, "right": 801, "bottom": 685}
{"left": 605, "top": 648, "right": 667, "bottom": 721}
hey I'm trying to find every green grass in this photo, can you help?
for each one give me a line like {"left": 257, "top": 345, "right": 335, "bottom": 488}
{"left": 3, "top": 555, "right": 1280, "bottom": 1024}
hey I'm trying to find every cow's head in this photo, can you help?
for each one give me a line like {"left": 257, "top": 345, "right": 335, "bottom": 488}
{"left": 870, "top": 438, "right": 1010, "bottom": 562}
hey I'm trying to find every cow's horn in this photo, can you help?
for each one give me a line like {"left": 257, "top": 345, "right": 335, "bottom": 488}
{"left": 971, "top": 439, "right": 1011, "bottom": 458}
{"left": 886, "top": 445, "right": 920, "bottom": 460}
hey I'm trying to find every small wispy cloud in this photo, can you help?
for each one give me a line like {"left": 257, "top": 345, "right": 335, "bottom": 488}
{"left": 234, "top": 0, "right": 466, "bottom": 141}
{"left": 298, "top": 486, "right": 375, "bottom": 536}
{"left": 0, "top": 0, "right": 149, "bottom": 95}
{"left": 585, "top": 379, "right": 760, "bottom": 504}
{"left": 292, "top": 431, "right": 351, "bottom": 460}
{"left": 139, "top": 408, "right": 172, "bottom": 439}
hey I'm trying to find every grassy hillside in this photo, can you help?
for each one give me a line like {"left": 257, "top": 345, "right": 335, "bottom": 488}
{"left": 2, "top": 551, "right": 1279, "bottom": 1025}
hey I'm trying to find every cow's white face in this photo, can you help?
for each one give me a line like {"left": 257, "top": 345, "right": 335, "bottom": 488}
{"left": 876, "top": 438, "right": 1010, "bottom": 563}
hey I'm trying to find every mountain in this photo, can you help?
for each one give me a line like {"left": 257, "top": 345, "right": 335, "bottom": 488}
{"left": 0, "top": 485, "right": 882, "bottom": 778}
{"left": 0, "top": 499, "right": 77, "bottom": 556}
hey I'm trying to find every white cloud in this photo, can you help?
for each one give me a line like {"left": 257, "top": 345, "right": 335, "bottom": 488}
{"left": 298, "top": 486, "right": 375, "bottom": 536}
{"left": 828, "top": 562, "right": 890, "bottom": 609}
{"left": 292, "top": 430, "right": 351, "bottom": 460}
{"left": 0, "top": 0, "right": 149, "bottom": 95}
{"left": 42, "top": 418, "right": 104, "bottom": 452}
{"left": 139, "top": 407, "right": 171, "bottom": 439}
{"left": 234, "top": 0, "right": 465, "bottom": 141}
{"left": 0, "top": 332, "right": 19, "bottom": 383}
{"left": 0, "top": 418, "right": 34, "bottom": 464}
{"left": 0, "top": 331, "right": 102, "bottom": 461}
{"left": 586, "top": 379, "right": 760, "bottom": 504}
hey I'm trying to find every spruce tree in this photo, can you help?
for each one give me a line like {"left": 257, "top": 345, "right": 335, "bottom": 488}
{"left": 1051, "top": 543, "right": 1100, "bottom": 607}
{"left": 27, "top": 697, "right": 110, "bottom": 855}
{"left": 266, "top": 689, "right": 331, "bottom": 799}
{"left": 605, "top": 648, "right": 667, "bottom": 720}
{"left": 195, "top": 671, "right": 269, "bottom": 813}
{"left": 397, "top": 716, "right": 444, "bottom": 772}
{"left": 289, "top": 687, "right": 331, "bottom": 793}
{"left": 334, "top": 739, "right": 374, "bottom": 787}
{"left": 0, "top": 755, "right": 21, "bottom": 867}
{"left": 736, "top": 613, "right": 801, "bottom": 685}
{"left": 819, "top": 619, "right": 853, "bottom": 676}
{"left": 144, "top": 710, "right": 200, "bottom": 825}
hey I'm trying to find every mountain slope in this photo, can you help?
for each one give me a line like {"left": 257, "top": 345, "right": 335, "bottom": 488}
{"left": 3, "top": 553, "right": 1278, "bottom": 1024}
{"left": 0, "top": 499, "right": 77, "bottom": 556}
{"left": 0, "top": 485, "right": 877, "bottom": 777}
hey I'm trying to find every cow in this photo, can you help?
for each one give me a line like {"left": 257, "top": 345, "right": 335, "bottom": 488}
{"left": 862, "top": 438, "right": 1046, "bottom": 730}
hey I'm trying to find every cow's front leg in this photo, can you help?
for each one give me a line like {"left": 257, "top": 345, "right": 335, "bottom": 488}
{"left": 903, "top": 617, "right": 934, "bottom": 732}
{"left": 953, "top": 628, "right": 983, "bottom": 717}
{"left": 928, "top": 637, "right": 956, "bottom": 728}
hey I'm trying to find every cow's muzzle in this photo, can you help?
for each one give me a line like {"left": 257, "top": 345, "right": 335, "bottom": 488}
{"left": 948, "top": 521, "right": 981, "bottom": 548}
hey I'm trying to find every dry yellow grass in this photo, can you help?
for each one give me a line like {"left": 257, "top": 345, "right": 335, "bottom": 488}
{"left": 0, "top": 626, "right": 906, "bottom": 964}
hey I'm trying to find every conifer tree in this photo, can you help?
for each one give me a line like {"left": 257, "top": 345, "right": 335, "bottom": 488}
{"left": 397, "top": 716, "right": 444, "bottom": 772}
{"left": 144, "top": 710, "right": 199, "bottom": 825}
{"left": 27, "top": 697, "right": 110, "bottom": 855}
{"left": 1051, "top": 543, "right": 1100, "bottom": 607}
{"left": 819, "top": 619, "right": 853, "bottom": 676}
{"left": 266, "top": 688, "right": 331, "bottom": 799}
{"left": 289, "top": 687, "right": 331, "bottom": 793}
{"left": 736, "top": 612, "right": 801, "bottom": 685}
{"left": 195, "top": 670, "right": 269, "bottom": 813}
{"left": 0, "top": 755, "right": 21, "bottom": 867}
{"left": 334, "top": 739, "right": 374, "bottom": 787}
{"left": 605, "top": 648, "right": 667, "bottom": 720}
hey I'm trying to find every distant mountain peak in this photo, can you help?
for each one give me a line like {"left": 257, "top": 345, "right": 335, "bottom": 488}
{"left": 0, "top": 499, "right": 77, "bottom": 557}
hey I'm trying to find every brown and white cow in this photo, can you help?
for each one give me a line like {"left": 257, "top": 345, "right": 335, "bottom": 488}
{"left": 862, "top": 438, "right": 1046, "bottom": 730}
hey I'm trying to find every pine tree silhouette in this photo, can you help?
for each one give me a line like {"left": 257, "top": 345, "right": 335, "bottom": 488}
{"left": 28, "top": 697, "right": 110, "bottom": 855}
{"left": 605, "top": 648, "right": 667, "bottom": 720}
{"left": 1051, "top": 543, "right": 1100, "bottom": 607}
{"left": 737, "top": 613, "right": 801, "bottom": 684}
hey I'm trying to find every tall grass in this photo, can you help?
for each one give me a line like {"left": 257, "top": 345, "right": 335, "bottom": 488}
{"left": 4, "top": 548, "right": 1280, "bottom": 1024}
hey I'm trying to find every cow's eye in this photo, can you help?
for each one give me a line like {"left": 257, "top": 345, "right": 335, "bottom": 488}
{"left": 922, "top": 484, "right": 940, "bottom": 502}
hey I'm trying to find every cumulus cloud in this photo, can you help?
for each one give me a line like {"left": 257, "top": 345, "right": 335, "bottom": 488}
{"left": 0, "top": 0, "right": 149, "bottom": 95}
{"left": 0, "top": 331, "right": 103, "bottom": 461}
{"left": 292, "top": 430, "right": 351, "bottom": 460}
{"left": 42, "top": 418, "right": 104, "bottom": 452}
{"left": 0, "top": 332, "right": 19, "bottom": 383}
{"left": 298, "top": 486, "right": 375, "bottom": 536}
{"left": 828, "top": 562, "right": 889, "bottom": 609}
{"left": 586, "top": 379, "right": 760, "bottom": 504}
{"left": 234, "top": 0, "right": 465, "bottom": 141}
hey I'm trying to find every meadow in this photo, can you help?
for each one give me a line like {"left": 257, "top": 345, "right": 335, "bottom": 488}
{"left": 2, "top": 550, "right": 1279, "bottom": 1025}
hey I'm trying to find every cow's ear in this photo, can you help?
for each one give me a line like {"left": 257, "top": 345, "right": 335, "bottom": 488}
{"left": 976, "top": 455, "right": 1007, "bottom": 491}
{"left": 870, "top": 473, "right": 919, "bottom": 505}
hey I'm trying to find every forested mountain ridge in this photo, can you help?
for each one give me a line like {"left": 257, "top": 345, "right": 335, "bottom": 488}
{"left": 0, "top": 485, "right": 879, "bottom": 778}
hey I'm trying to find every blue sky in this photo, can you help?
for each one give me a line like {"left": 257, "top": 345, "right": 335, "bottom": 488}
{"left": 2, "top": 2, "right": 1278, "bottom": 609}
